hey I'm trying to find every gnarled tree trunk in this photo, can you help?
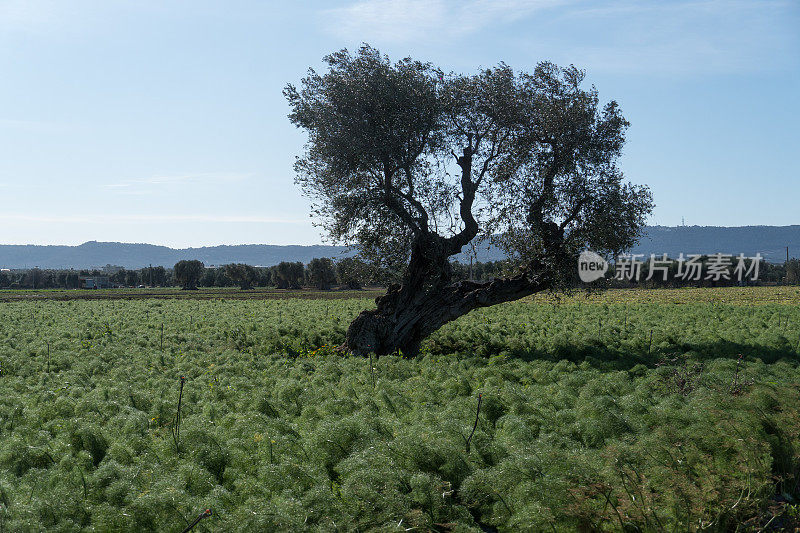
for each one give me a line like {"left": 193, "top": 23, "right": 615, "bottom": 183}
{"left": 341, "top": 197, "right": 567, "bottom": 357}
{"left": 342, "top": 252, "right": 554, "bottom": 357}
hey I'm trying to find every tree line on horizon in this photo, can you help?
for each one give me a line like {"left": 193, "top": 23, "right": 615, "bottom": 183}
{"left": 1, "top": 256, "right": 799, "bottom": 291}
{"left": 0, "top": 257, "right": 512, "bottom": 291}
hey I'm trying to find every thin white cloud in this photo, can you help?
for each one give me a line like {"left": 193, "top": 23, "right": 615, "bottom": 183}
{"left": 105, "top": 172, "right": 253, "bottom": 192}
{"left": 323, "top": 0, "right": 798, "bottom": 74}
{"left": 0, "top": 214, "right": 305, "bottom": 224}
{"left": 554, "top": 0, "right": 799, "bottom": 74}
{"left": 323, "top": 0, "right": 567, "bottom": 43}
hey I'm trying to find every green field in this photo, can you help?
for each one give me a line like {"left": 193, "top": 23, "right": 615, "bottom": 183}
{"left": 0, "top": 287, "right": 799, "bottom": 531}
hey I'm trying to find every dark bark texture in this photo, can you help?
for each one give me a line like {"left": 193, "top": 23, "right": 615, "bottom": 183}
{"left": 343, "top": 267, "right": 552, "bottom": 357}
{"left": 342, "top": 233, "right": 557, "bottom": 357}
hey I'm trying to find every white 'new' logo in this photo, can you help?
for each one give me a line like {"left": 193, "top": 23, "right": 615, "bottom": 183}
{"left": 578, "top": 250, "right": 608, "bottom": 282}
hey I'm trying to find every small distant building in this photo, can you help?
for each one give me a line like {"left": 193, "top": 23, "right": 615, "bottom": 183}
{"left": 80, "top": 276, "right": 112, "bottom": 289}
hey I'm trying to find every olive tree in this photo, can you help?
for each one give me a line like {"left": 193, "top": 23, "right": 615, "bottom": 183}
{"left": 173, "top": 260, "right": 204, "bottom": 290}
{"left": 336, "top": 256, "right": 373, "bottom": 289}
{"left": 285, "top": 45, "right": 653, "bottom": 356}
{"left": 224, "top": 263, "right": 258, "bottom": 290}
{"left": 275, "top": 261, "right": 304, "bottom": 289}
{"left": 307, "top": 257, "right": 337, "bottom": 290}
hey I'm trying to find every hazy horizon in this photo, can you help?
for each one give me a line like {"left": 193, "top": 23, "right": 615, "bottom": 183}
{"left": 0, "top": 223, "right": 798, "bottom": 250}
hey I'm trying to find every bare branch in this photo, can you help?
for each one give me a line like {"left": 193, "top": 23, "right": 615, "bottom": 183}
{"left": 560, "top": 195, "right": 590, "bottom": 230}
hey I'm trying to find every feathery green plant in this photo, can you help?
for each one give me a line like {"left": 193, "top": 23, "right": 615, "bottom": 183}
{"left": 0, "top": 287, "right": 797, "bottom": 529}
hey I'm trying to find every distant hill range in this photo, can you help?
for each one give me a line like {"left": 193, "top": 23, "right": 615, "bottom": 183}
{"left": 1, "top": 225, "right": 798, "bottom": 269}
{"left": 630, "top": 225, "right": 799, "bottom": 263}
{"left": 0, "top": 242, "right": 357, "bottom": 270}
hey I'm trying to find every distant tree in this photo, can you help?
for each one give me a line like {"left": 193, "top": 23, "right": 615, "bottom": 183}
{"left": 786, "top": 259, "right": 800, "bottom": 285}
{"left": 275, "top": 261, "right": 304, "bottom": 289}
{"left": 0, "top": 271, "right": 9, "bottom": 288}
{"left": 200, "top": 268, "right": 217, "bottom": 288}
{"left": 153, "top": 266, "right": 168, "bottom": 287}
{"left": 267, "top": 265, "right": 279, "bottom": 287}
{"left": 65, "top": 271, "right": 79, "bottom": 289}
{"left": 335, "top": 257, "right": 372, "bottom": 289}
{"left": 225, "top": 263, "right": 258, "bottom": 290}
{"left": 256, "top": 267, "right": 272, "bottom": 287}
{"left": 307, "top": 257, "right": 337, "bottom": 290}
{"left": 286, "top": 46, "right": 653, "bottom": 355}
{"left": 450, "top": 260, "right": 509, "bottom": 282}
{"left": 43, "top": 271, "right": 56, "bottom": 288}
{"left": 141, "top": 265, "right": 168, "bottom": 287}
{"left": 125, "top": 270, "right": 139, "bottom": 287}
{"left": 110, "top": 268, "right": 127, "bottom": 285}
{"left": 173, "top": 260, "right": 204, "bottom": 290}
{"left": 450, "top": 261, "right": 469, "bottom": 282}
{"left": 25, "top": 268, "right": 43, "bottom": 289}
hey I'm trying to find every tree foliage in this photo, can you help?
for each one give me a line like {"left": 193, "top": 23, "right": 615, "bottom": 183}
{"left": 173, "top": 260, "right": 204, "bottom": 290}
{"left": 224, "top": 263, "right": 258, "bottom": 290}
{"left": 275, "top": 261, "right": 305, "bottom": 290}
{"left": 307, "top": 257, "right": 337, "bottom": 290}
{"left": 285, "top": 45, "right": 654, "bottom": 355}
{"left": 335, "top": 257, "right": 374, "bottom": 289}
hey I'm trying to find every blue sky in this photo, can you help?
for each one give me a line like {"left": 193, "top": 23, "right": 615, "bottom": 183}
{"left": 0, "top": 0, "right": 797, "bottom": 247}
